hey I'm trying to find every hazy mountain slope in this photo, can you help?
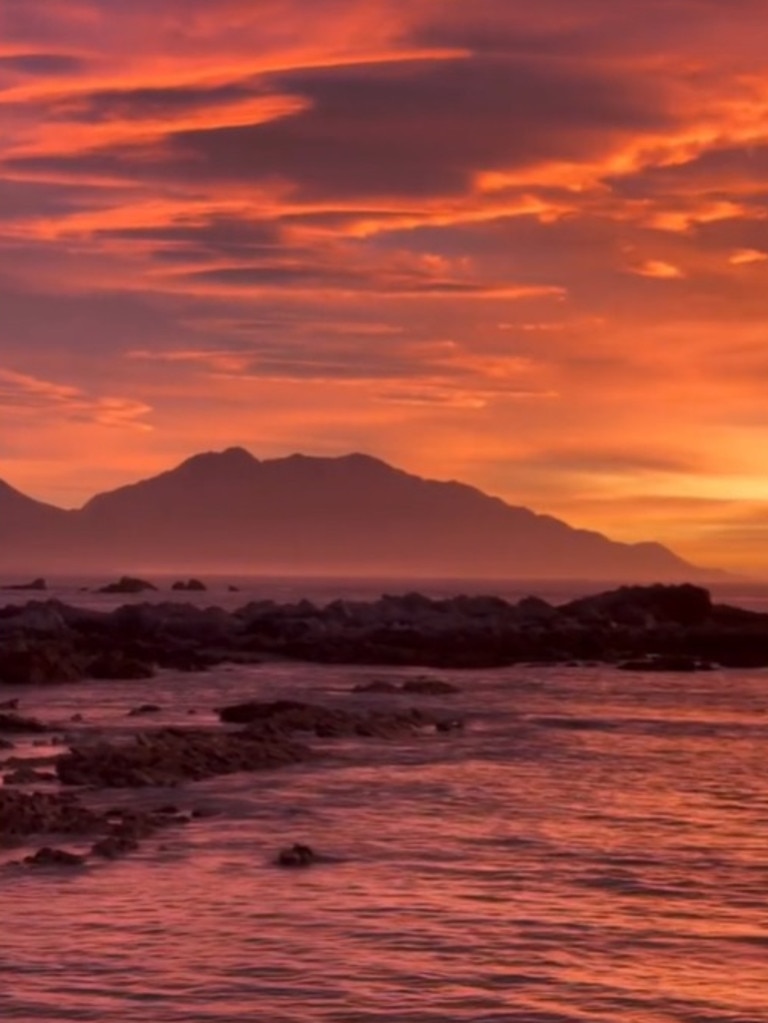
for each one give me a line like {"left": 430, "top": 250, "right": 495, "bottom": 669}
{"left": 59, "top": 447, "right": 714, "bottom": 580}
{"left": 0, "top": 479, "right": 75, "bottom": 571}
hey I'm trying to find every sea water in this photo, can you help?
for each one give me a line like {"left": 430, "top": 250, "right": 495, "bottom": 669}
{"left": 2, "top": 656, "right": 767, "bottom": 1022}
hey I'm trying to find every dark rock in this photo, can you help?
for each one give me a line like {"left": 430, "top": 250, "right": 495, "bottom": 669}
{"left": 435, "top": 718, "right": 464, "bottom": 732}
{"left": 0, "top": 698, "right": 19, "bottom": 710}
{"left": 98, "top": 576, "right": 157, "bottom": 594}
{"left": 401, "top": 676, "right": 460, "bottom": 695}
{"left": 88, "top": 651, "right": 155, "bottom": 680}
{"left": 0, "top": 712, "right": 49, "bottom": 734}
{"left": 0, "top": 789, "right": 100, "bottom": 839}
{"left": 24, "top": 846, "right": 85, "bottom": 868}
{"left": 617, "top": 655, "right": 714, "bottom": 672}
{"left": 171, "top": 579, "right": 207, "bottom": 592}
{"left": 90, "top": 834, "right": 140, "bottom": 859}
{"left": 352, "top": 680, "right": 399, "bottom": 694}
{"left": 0, "top": 643, "right": 81, "bottom": 685}
{"left": 4, "top": 578, "right": 47, "bottom": 592}
{"left": 218, "top": 699, "right": 434, "bottom": 739}
{"left": 56, "top": 728, "right": 310, "bottom": 787}
{"left": 276, "top": 843, "right": 316, "bottom": 867}
{"left": 4, "top": 766, "right": 57, "bottom": 785}
{"left": 127, "top": 704, "right": 161, "bottom": 716}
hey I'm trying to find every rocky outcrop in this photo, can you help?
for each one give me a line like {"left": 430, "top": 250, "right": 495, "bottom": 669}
{"left": 3, "top": 578, "right": 46, "bottom": 592}
{"left": 24, "top": 846, "right": 85, "bottom": 867}
{"left": 276, "top": 843, "right": 316, "bottom": 867}
{"left": 171, "top": 579, "right": 207, "bottom": 591}
{"left": 0, "top": 789, "right": 100, "bottom": 840}
{"left": 0, "top": 711, "right": 49, "bottom": 733}
{"left": 0, "top": 642, "right": 81, "bottom": 684}
{"left": 617, "top": 655, "right": 714, "bottom": 672}
{"left": 56, "top": 727, "right": 310, "bottom": 787}
{"left": 2, "top": 583, "right": 768, "bottom": 672}
{"left": 401, "top": 677, "right": 460, "bottom": 695}
{"left": 217, "top": 699, "right": 436, "bottom": 738}
{"left": 98, "top": 576, "right": 157, "bottom": 594}
{"left": 87, "top": 651, "right": 155, "bottom": 680}
{"left": 2, "top": 789, "right": 196, "bottom": 869}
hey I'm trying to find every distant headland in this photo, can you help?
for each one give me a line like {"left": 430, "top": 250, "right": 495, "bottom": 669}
{"left": 0, "top": 448, "right": 725, "bottom": 581}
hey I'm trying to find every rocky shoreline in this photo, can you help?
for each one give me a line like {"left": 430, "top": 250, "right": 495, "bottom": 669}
{"left": 1, "top": 583, "right": 767, "bottom": 683}
{"left": 1, "top": 690, "right": 457, "bottom": 869}
{"left": 3, "top": 580, "right": 767, "bottom": 869}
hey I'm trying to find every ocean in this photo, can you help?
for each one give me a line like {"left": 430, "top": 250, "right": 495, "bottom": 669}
{"left": 2, "top": 579, "right": 768, "bottom": 1021}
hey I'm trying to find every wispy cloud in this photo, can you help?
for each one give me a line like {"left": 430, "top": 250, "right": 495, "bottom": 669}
{"left": 0, "top": 367, "right": 152, "bottom": 431}
{"left": 3, "top": 0, "right": 768, "bottom": 567}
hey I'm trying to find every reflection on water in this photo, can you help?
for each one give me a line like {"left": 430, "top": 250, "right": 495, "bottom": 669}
{"left": 2, "top": 661, "right": 768, "bottom": 1022}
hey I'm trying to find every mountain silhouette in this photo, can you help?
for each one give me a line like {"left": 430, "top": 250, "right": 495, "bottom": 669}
{"left": 0, "top": 448, "right": 720, "bottom": 579}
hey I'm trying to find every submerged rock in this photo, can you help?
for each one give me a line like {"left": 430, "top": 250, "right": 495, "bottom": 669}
{"left": 617, "top": 655, "right": 714, "bottom": 673}
{"left": 24, "top": 846, "right": 85, "bottom": 868}
{"left": 56, "top": 727, "right": 310, "bottom": 787}
{"left": 276, "top": 843, "right": 316, "bottom": 868}
{"left": 217, "top": 699, "right": 435, "bottom": 739}
{"left": 0, "top": 789, "right": 100, "bottom": 840}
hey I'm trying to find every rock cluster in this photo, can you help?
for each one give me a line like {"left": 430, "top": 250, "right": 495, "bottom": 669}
{"left": 1, "top": 790, "right": 195, "bottom": 868}
{"left": 56, "top": 727, "right": 310, "bottom": 787}
{"left": 217, "top": 698, "right": 438, "bottom": 738}
{"left": 171, "top": 579, "right": 207, "bottom": 591}
{"left": 2, "top": 583, "right": 768, "bottom": 673}
{"left": 0, "top": 789, "right": 100, "bottom": 839}
{"left": 97, "top": 576, "right": 157, "bottom": 594}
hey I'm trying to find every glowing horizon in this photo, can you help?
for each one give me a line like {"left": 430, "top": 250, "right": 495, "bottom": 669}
{"left": 3, "top": 1, "right": 768, "bottom": 573}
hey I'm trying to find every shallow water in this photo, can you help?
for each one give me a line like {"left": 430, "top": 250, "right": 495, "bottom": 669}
{"left": 2, "top": 661, "right": 768, "bottom": 1022}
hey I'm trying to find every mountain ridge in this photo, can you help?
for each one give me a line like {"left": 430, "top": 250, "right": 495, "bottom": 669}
{"left": 0, "top": 449, "right": 724, "bottom": 580}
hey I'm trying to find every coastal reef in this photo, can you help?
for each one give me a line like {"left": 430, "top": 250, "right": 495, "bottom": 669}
{"left": 1, "top": 584, "right": 767, "bottom": 679}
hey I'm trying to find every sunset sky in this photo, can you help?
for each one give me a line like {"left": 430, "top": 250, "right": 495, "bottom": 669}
{"left": 2, "top": 0, "right": 768, "bottom": 573}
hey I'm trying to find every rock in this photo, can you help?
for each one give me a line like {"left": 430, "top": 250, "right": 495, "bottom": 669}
{"left": 90, "top": 834, "right": 140, "bottom": 859}
{"left": 127, "top": 704, "right": 161, "bottom": 716}
{"left": 4, "top": 578, "right": 47, "bottom": 592}
{"left": 0, "top": 698, "right": 19, "bottom": 710}
{"left": 0, "top": 789, "right": 100, "bottom": 839}
{"left": 218, "top": 699, "right": 433, "bottom": 739}
{"left": 401, "top": 676, "right": 460, "bottom": 695}
{"left": 617, "top": 655, "right": 714, "bottom": 672}
{"left": 97, "top": 576, "right": 157, "bottom": 594}
{"left": 24, "top": 846, "right": 85, "bottom": 868}
{"left": 171, "top": 579, "right": 207, "bottom": 592}
{"left": 352, "top": 680, "right": 399, "bottom": 694}
{"left": 0, "top": 642, "right": 81, "bottom": 685}
{"left": 4, "top": 766, "right": 57, "bottom": 785}
{"left": 56, "top": 728, "right": 310, "bottom": 787}
{"left": 276, "top": 843, "right": 316, "bottom": 867}
{"left": 435, "top": 718, "right": 464, "bottom": 732}
{"left": 0, "top": 712, "right": 49, "bottom": 734}
{"left": 88, "top": 651, "right": 155, "bottom": 680}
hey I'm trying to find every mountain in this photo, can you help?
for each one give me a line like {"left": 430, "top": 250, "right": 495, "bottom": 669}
{"left": 0, "top": 448, "right": 721, "bottom": 580}
{"left": 0, "top": 479, "right": 76, "bottom": 571}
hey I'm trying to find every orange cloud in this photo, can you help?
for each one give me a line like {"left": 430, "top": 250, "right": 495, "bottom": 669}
{"left": 3, "top": 1, "right": 768, "bottom": 571}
